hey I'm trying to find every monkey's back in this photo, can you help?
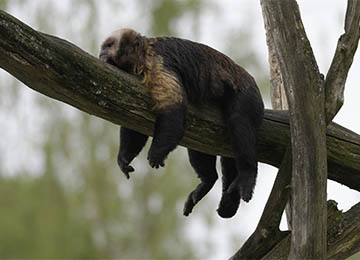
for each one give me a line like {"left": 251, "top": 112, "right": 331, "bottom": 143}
{"left": 152, "top": 37, "right": 260, "bottom": 105}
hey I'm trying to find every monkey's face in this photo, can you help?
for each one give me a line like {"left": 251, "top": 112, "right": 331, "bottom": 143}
{"left": 99, "top": 28, "right": 142, "bottom": 73}
{"left": 99, "top": 29, "right": 124, "bottom": 67}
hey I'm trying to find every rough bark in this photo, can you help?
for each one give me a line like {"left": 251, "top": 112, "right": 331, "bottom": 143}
{"left": 1, "top": 10, "right": 360, "bottom": 190}
{"left": 262, "top": 2, "right": 293, "bottom": 231}
{"left": 264, "top": 12, "right": 288, "bottom": 112}
{"left": 261, "top": 1, "right": 328, "bottom": 258}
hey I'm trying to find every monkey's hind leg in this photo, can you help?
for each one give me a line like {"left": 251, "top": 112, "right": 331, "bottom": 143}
{"left": 118, "top": 127, "right": 148, "bottom": 179}
{"left": 183, "top": 149, "right": 218, "bottom": 216}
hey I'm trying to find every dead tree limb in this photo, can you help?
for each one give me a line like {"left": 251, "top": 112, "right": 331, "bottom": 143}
{"left": 325, "top": 0, "right": 360, "bottom": 122}
{"left": 262, "top": 0, "right": 328, "bottom": 258}
{"left": 261, "top": 0, "right": 293, "bottom": 231}
{"left": 1, "top": 10, "right": 360, "bottom": 190}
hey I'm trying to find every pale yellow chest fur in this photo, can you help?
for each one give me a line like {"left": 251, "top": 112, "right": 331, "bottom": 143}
{"left": 140, "top": 46, "right": 184, "bottom": 111}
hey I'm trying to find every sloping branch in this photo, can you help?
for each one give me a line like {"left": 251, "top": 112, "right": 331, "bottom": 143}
{"left": 325, "top": 0, "right": 360, "bottom": 122}
{"left": 1, "top": 10, "right": 360, "bottom": 189}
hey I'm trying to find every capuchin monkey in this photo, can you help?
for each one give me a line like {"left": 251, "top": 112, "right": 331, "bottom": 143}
{"left": 99, "top": 28, "right": 264, "bottom": 218}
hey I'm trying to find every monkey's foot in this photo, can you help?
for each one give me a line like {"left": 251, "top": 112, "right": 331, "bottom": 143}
{"left": 117, "top": 155, "right": 135, "bottom": 179}
{"left": 217, "top": 191, "right": 241, "bottom": 218}
{"left": 147, "top": 149, "right": 166, "bottom": 169}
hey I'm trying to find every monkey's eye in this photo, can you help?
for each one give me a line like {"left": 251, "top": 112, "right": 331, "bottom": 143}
{"left": 103, "top": 40, "right": 115, "bottom": 49}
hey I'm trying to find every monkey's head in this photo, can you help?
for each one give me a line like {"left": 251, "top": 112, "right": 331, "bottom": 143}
{"left": 99, "top": 28, "right": 146, "bottom": 74}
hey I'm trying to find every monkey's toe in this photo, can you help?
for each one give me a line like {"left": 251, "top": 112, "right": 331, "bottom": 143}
{"left": 147, "top": 151, "right": 166, "bottom": 169}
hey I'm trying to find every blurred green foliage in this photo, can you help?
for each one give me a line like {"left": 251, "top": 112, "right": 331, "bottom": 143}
{"left": 0, "top": 0, "right": 267, "bottom": 258}
{"left": 149, "top": 0, "right": 204, "bottom": 36}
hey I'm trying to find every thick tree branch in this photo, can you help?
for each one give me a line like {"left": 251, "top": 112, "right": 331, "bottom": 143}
{"left": 325, "top": 0, "right": 360, "bottom": 122}
{"left": 261, "top": 2, "right": 293, "bottom": 231}
{"left": 260, "top": 0, "right": 327, "bottom": 259}
{"left": 0, "top": 10, "right": 360, "bottom": 188}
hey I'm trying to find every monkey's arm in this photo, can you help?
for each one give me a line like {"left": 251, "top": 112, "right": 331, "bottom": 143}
{"left": 147, "top": 106, "right": 186, "bottom": 168}
{"left": 118, "top": 127, "right": 148, "bottom": 178}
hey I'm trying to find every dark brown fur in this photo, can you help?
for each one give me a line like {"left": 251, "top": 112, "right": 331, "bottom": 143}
{"left": 100, "top": 29, "right": 264, "bottom": 218}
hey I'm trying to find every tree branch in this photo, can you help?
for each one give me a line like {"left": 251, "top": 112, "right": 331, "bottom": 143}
{"left": 261, "top": 201, "right": 360, "bottom": 260}
{"left": 261, "top": 1, "right": 293, "bottom": 231}
{"left": 325, "top": 0, "right": 360, "bottom": 122}
{"left": 263, "top": 7, "right": 288, "bottom": 111}
{"left": 231, "top": 199, "right": 360, "bottom": 259}
{"left": 260, "top": 0, "right": 328, "bottom": 258}
{"left": 0, "top": 10, "right": 360, "bottom": 189}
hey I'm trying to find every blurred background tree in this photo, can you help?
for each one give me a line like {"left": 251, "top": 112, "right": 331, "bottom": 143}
{"left": 0, "top": 0, "right": 267, "bottom": 258}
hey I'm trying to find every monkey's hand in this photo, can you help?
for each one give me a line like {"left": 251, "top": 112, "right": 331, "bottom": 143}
{"left": 147, "top": 148, "right": 165, "bottom": 169}
{"left": 117, "top": 154, "right": 135, "bottom": 179}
